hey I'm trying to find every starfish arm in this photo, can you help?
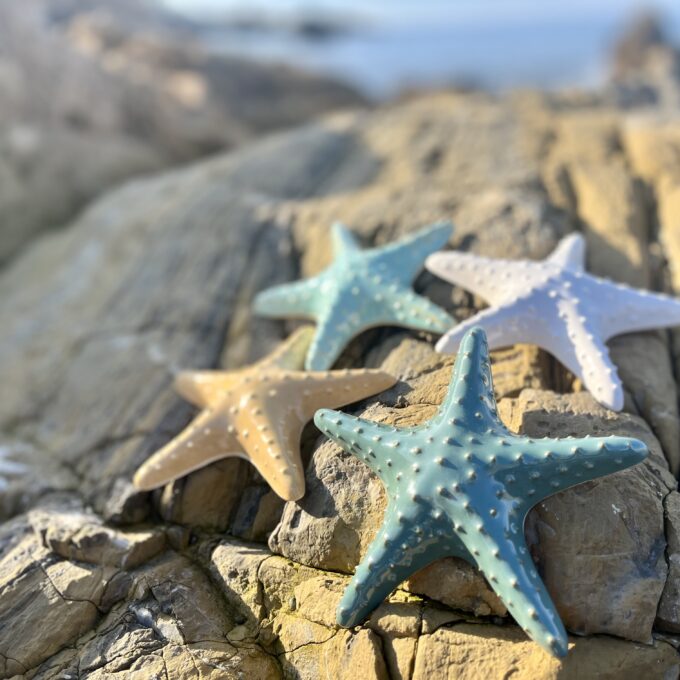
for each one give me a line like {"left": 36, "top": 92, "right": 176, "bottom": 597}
{"left": 507, "top": 434, "right": 647, "bottom": 515}
{"left": 252, "top": 278, "right": 321, "bottom": 320}
{"left": 547, "top": 233, "right": 586, "bottom": 271}
{"left": 337, "top": 507, "right": 454, "bottom": 627}
{"left": 257, "top": 326, "right": 315, "bottom": 371}
{"left": 304, "top": 305, "right": 361, "bottom": 370}
{"left": 379, "top": 286, "right": 454, "bottom": 335}
{"left": 133, "top": 409, "right": 241, "bottom": 490}
{"left": 296, "top": 369, "right": 397, "bottom": 414}
{"left": 434, "top": 326, "right": 503, "bottom": 431}
{"left": 596, "top": 280, "right": 680, "bottom": 340}
{"left": 314, "top": 409, "right": 410, "bottom": 484}
{"left": 455, "top": 497, "right": 568, "bottom": 657}
{"left": 426, "top": 250, "right": 527, "bottom": 304}
{"left": 174, "top": 371, "right": 243, "bottom": 409}
{"left": 234, "top": 395, "right": 308, "bottom": 501}
{"left": 371, "top": 222, "right": 453, "bottom": 285}
{"left": 548, "top": 311, "right": 625, "bottom": 411}
{"left": 435, "top": 302, "right": 531, "bottom": 355}
{"left": 332, "top": 222, "right": 363, "bottom": 257}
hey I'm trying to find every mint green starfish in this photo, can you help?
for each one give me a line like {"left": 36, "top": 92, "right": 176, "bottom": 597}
{"left": 253, "top": 222, "right": 454, "bottom": 370}
{"left": 314, "top": 327, "right": 647, "bottom": 657}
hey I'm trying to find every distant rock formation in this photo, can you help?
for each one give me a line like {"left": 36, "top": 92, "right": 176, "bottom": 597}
{"left": 609, "top": 11, "right": 680, "bottom": 108}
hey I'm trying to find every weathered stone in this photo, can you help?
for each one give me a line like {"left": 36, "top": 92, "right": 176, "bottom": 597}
{"left": 0, "top": 1, "right": 364, "bottom": 263}
{"left": 610, "top": 332, "right": 680, "bottom": 475}
{"left": 210, "top": 540, "right": 270, "bottom": 630}
{"left": 404, "top": 557, "right": 506, "bottom": 618}
{"left": 2, "top": 72, "right": 680, "bottom": 677}
{"left": 25, "top": 549, "right": 281, "bottom": 680}
{"left": 657, "top": 491, "right": 680, "bottom": 632}
{"left": 29, "top": 503, "right": 165, "bottom": 568}
{"left": 231, "top": 485, "right": 286, "bottom": 542}
{"left": 570, "top": 160, "right": 650, "bottom": 288}
{"left": 366, "top": 598, "right": 421, "bottom": 680}
{"left": 0, "top": 511, "right": 119, "bottom": 677}
{"left": 412, "top": 621, "right": 680, "bottom": 680}
{"left": 158, "top": 458, "right": 250, "bottom": 531}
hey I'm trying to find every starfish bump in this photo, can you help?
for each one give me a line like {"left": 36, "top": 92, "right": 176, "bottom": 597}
{"left": 133, "top": 327, "right": 396, "bottom": 501}
{"left": 426, "top": 232, "right": 680, "bottom": 411}
{"left": 314, "top": 326, "right": 647, "bottom": 657}
{"left": 253, "top": 222, "right": 454, "bottom": 370}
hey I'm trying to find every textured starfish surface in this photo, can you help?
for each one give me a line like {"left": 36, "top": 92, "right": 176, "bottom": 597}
{"left": 133, "top": 327, "right": 396, "bottom": 501}
{"left": 426, "top": 232, "right": 680, "bottom": 411}
{"left": 253, "top": 222, "right": 454, "bottom": 370}
{"left": 314, "top": 327, "right": 647, "bottom": 657}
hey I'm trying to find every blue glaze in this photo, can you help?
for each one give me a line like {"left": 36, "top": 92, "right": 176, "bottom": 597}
{"left": 314, "top": 326, "right": 648, "bottom": 657}
{"left": 253, "top": 222, "right": 454, "bottom": 370}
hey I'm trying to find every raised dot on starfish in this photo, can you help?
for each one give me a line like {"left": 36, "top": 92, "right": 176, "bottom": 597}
{"left": 253, "top": 222, "right": 454, "bottom": 370}
{"left": 426, "top": 232, "right": 680, "bottom": 413}
{"left": 314, "top": 326, "right": 647, "bottom": 657}
{"left": 133, "top": 327, "right": 396, "bottom": 501}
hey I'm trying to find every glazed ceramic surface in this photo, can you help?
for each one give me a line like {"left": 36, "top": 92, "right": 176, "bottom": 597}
{"left": 426, "top": 233, "right": 680, "bottom": 411}
{"left": 254, "top": 222, "right": 454, "bottom": 370}
{"left": 315, "top": 326, "right": 647, "bottom": 656}
{"left": 134, "top": 327, "right": 396, "bottom": 500}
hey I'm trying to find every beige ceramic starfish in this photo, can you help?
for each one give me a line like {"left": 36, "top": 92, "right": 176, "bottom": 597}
{"left": 133, "top": 326, "right": 396, "bottom": 500}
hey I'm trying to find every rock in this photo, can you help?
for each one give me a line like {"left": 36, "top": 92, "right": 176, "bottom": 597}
{"left": 0, "top": 508, "right": 121, "bottom": 676}
{"left": 29, "top": 502, "right": 165, "bottom": 568}
{"left": 404, "top": 558, "right": 506, "bottom": 617}
{"left": 24, "top": 546, "right": 281, "bottom": 680}
{"left": 608, "top": 12, "right": 680, "bottom": 109}
{"left": 158, "top": 458, "right": 250, "bottom": 531}
{"left": 610, "top": 332, "right": 680, "bottom": 476}
{"left": 411, "top": 622, "right": 680, "bottom": 680}
{"left": 2, "top": 85, "right": 680, "bottom": 676}
{"left": 0, "top": 1, "right": 364, "bottom": 263}
{"left": 657, "top": 491, "right": 680, "bottom": 632}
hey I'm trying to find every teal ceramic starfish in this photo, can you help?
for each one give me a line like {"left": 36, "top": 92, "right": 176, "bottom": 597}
{"left": 253, "top": 222, "right": 454, "bottom": 370}
{"left": 314, "top": 327, "right": 647, "bottom": 657}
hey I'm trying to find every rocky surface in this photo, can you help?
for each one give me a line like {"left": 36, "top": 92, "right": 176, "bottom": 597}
{"left": 0, "top": 0, "right": 363, "bottom": 264}
{"left": 2, "top": 89, "right": 680, "bottom": 677}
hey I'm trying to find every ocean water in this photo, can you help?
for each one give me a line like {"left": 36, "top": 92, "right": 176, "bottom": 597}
{"left": 163, "top": 0, "right": 680, "bottom": 97}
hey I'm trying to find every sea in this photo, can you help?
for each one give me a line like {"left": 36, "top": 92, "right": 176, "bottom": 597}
{"left": 162, "top": 0, "right": 680, "bottom": 98}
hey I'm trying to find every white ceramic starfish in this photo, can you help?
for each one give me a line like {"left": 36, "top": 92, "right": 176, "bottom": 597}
{"left": 426, "top": 233, "right": 680, "bottom": 411}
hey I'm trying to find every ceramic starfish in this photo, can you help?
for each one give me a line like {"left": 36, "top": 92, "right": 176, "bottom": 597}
{"left": 426, "top": 233, "right": 680, "bottom": 411}
{"left": 253, "top": 222, "right": 454, "bottom": 370}
{"left": 133, "top": 327, "right": 396, "bottom": 501}
{"left": 314, "top": 327, "right": 647, "bottom": 657}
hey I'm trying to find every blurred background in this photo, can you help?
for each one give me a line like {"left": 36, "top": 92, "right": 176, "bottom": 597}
{"left": 163, "top": 0, "right": 680, "bottom": 95}
{"left": 1, "top": 0, "right": 679, "bottom": 266}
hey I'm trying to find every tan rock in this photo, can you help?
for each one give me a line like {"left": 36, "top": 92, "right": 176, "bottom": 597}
{"left": 210, "top": 540, "right": 270, "bottom": 629}
{"left": 570, "top": 160, "right": 650, "bottom": 287}
{"left": 657, "top": 491, "right": 680, "bottom": 632}
{"left": 158, "top": 458, "right": 250, "bottom": 531}
{"left": 610, "top": 331, "right": 680, "bottom": 475}
{"left": 1, "top": 80, "right": 679, "bottom": 677}
{"left": 367, "top": 598, "right": 422, "bottom": 680}
{"left": 29, "top": 503, "right": 165, "bottom": 568}
{"left": 0, "top": 513, "right": 119, "bottom": 677}
{"left": 404, "top": 557, "right": 506, "bottom": 617}
{"left": 412, "top": 622, "right": 680, "bottom": 680}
